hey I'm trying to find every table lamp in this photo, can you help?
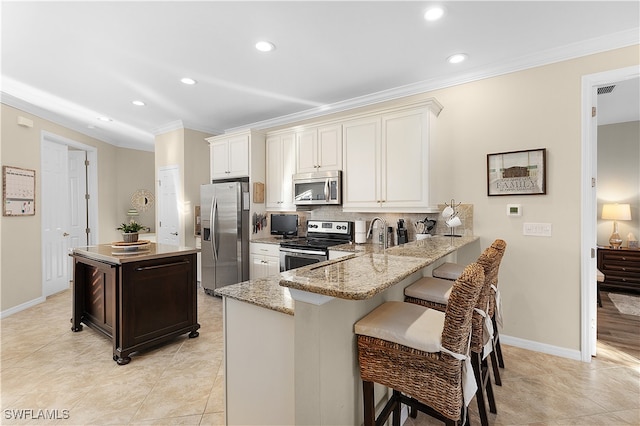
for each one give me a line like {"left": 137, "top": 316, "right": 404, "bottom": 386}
{"left": 601, "top": 203, "right": 631, "bottom": 249}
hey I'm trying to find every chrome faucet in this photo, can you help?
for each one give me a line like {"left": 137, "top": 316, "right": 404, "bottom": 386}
{"left": 367, "top": 217, "right": 388, "bottom": 249}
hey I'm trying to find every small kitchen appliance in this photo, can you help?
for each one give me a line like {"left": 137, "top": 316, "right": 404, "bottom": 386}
{"left": 396, "top": 219, "right": 408, "bottom": 244}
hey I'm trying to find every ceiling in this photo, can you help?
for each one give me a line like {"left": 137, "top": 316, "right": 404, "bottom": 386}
{"left": 2, "top": 1, "right": 639, "bottom": 151}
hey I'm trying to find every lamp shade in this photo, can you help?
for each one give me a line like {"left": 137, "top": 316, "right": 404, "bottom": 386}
{"left": 602, "top": 203, "right": 631, "bottom": 221}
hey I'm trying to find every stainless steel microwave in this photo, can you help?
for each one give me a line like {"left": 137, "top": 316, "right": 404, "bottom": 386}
{"left": 293, "top": 170, "right": 341, "bottom": 205}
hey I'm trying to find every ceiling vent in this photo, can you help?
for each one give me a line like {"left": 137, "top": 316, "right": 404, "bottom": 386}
{"left": 597, "top": 85, "right": 616, "bottom": 95}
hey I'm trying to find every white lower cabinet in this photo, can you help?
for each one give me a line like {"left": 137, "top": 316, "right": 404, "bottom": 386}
{"left": 250, "top": 242, "right": 280, "bottom": 279}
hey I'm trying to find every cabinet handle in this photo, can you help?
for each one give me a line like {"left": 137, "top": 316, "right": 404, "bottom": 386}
{"left": 135, "top": 260, "right": 190, "bottom": 271}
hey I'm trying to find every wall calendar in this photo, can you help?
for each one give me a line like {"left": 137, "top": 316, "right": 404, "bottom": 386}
{"left": 3, "top": 166, "right": 36, "bottom": 216}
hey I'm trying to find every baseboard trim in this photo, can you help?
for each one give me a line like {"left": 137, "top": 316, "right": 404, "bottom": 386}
{"left": 0, "top": 296, "right": 46, "bottom": 319}
{"left": 501, "top": 334, "right": 582, "bottom": 361}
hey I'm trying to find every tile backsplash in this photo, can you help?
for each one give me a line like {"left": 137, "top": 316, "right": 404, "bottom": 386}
{"left": 253, "top": 204, "right": 474, "bottom": 243}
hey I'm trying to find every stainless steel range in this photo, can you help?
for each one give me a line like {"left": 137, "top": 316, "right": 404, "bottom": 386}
{"left": 279, "top": 220, "right": 353, "bottom": 272}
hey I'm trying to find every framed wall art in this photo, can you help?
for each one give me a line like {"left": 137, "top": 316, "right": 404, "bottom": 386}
{"left": 3, "top": 165, "right": 36, "bottom": 216}
{"left": 487, "top": 148, "right": 546, "bottom": 196}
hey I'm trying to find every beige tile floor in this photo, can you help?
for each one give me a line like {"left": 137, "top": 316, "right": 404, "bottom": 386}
{"left": 1, "top": 287, "right": 639, "bottom": 425}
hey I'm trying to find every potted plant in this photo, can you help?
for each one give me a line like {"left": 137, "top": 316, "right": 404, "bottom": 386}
{"left": 117, "top": 220, "right": 147, "bottom": 243}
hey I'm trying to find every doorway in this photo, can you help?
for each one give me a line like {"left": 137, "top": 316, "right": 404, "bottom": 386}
{"left": 40, "top": 132, "right": 98, "bottom": 297}
{"left": 581, "top": 66, "right": 639, "bottom": 362}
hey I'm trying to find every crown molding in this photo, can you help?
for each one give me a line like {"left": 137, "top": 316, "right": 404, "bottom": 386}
{"left": 3, "top": 27, "right": 638, "bottom": 146}
{"left": 152, "top": 120, "right": 222, "bottom": 137}
{"left": 227, "top": 28, "right": 639, "bottom": 133}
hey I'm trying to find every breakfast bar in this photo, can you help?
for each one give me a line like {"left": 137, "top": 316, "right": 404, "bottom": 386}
{"left": 70, "top": 243, "right": 200, "bottom": 365}
{"left": 216, "top": 235, "right": 479, "bottom": 425}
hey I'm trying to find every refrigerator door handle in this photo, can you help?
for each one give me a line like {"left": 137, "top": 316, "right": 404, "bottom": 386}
{"left": 211, "top": 196, "right": 218, "bottom": 261}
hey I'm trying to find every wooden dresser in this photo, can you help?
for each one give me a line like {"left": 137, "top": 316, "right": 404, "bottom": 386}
{"left": 597, "top": 247, "right": 640, "bottom": 293}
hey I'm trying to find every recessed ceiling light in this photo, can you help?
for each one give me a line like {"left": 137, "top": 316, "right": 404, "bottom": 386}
{"left": 181, "top": 77, "right": 197, "bottom": 85}
{"left": 447, "top": 53, "right": 468, "bottom": 64}
{"left": 424, "top": 6, "right": 446, "bottom": 21}
{"left": 97, "top": 116, "right": 112, "bottom": 122}
{"left": 132, "top": 100, "right": 145, "bottom": 106}
{"left": 255, "top": 41, "right": 275, "bottom": 52}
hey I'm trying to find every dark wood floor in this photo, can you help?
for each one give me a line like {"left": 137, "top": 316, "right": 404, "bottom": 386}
{"left": 597, "top": 291, "right": 640, "bottom": 361}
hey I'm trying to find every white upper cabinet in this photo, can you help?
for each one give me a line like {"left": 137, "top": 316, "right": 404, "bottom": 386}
{"left": 342, "top": 117, "right": 381, "bottom": 210}
{"left": 342, "top": 104, "right": 439, "bottom": 212}
{"left": 266, "top": 132, "right": 296, "bottom": 211}
{"left": 210, "top": 134, "right": 249, "bottom": 179}
{"left": 296, "top": 125, "right": 342, "bottom": 173}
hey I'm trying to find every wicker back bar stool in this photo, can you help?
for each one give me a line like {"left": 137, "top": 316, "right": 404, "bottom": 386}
{"left": 355, "top": 262, "right": 485, "bottom": 426}
{"left": 408, "top": 239, "right": 507, "bottom": 386}
{"left": 405, "top": 242, "right": 505, "bottom": 426}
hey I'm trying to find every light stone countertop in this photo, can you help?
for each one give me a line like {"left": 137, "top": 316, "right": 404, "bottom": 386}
{"left": 215, "top": 275, "right": 295, "bottom": 316}
{"left": 71, "top": 242, "right": 199, "bottom": 264}
{"left": 215, "top": 235, "right": 478, "bottom": 314}
{"left": 282, "top": 235, "right": 478, "bottom": 300}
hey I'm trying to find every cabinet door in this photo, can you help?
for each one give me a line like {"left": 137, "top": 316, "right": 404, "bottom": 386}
{"left": 296, "top": 129, "right": 318, "bottom": 173}
{"left": 265, "top": 256, "right": 280, "bottom": 277}
{"left": 210, "top": 140, "right": 230, "bottom": 180}
{"left": 342, "top": 117, "right": 381, "bottom": 210}
{"left": 317, "top": 125, "right": 342, "bottom": 171}
{"left": 228, "top": 135, "right": 249, "bottom": 177}
{"left": 250, "top": 254, "right": 266, "bottom": 279}
{"left": 266, "top": 133, "right": 296, "bottom": 210}
{"left": 381, "top": 109, "right": 429, "bottom": 208}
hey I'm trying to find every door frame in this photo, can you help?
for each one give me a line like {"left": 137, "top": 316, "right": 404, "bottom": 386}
{"left": 580, "top": 65, "right": 639, "bottom": 362}
{"left": 40, "top": 131, "right": 98, "bottom": 296}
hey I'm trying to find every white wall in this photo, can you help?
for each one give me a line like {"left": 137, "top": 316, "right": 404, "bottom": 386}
{"left": 0, "top": 104, "right": 155, "bottom": 312}
{"left": 597, "top": 121, "right": 640, "bottom": 246}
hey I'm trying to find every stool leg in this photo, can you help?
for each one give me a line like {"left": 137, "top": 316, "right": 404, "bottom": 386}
{"left": 363, "top": 380, "right": 375, "bottom": 426}
{"left": 490, "top": 348, "right": 502, "bottom": 386}
{"left": 392, "top": 390, "right": 401, "bottom": 426}
{"left": 471, "top": 352, "right": 490, "bottom": 426}
{"left": 482, "top": 356, "right": 497, "bottom": 414}
{"left": 492, "top": 315, "right": 505, "bottom": 369}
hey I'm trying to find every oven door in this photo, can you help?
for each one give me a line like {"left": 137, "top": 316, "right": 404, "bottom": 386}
{"left": 280, "top": 248, "right": 327, "bottom": 272}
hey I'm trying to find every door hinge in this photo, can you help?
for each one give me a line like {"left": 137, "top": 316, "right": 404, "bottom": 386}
{"left": 591, "top": 248, "right": 595, "bottom": 258}
{"left": 86, "top": 227, "right": 91, "bottom": 234}
{"left": 591, "top": 177, "right": 596, "bottom": 188}
{"left": 85, "top": 193, "right": 90, "bottom": 200}
{"left": 592, "top": 107, "right": 596, "bottom": 117}
{"left": 84, "top": 159, "right": 90, "bottom": 166}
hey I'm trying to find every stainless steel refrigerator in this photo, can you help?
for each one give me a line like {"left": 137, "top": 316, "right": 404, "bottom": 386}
{"left": 200, "top": 178, "right": 250, "bottom": 295}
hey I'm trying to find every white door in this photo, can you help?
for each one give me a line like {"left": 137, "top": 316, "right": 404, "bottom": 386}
{"left": 68, "top": 150, "right": 88, "bottom": 247}
{"left": 158, "top": 166, "right": 180, "bottom": 246}
{"left": 41, "top": 141, "right": 70, "bottom": 296}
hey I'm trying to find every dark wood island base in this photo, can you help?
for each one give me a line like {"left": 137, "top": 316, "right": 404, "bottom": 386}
{"left": 71, "top": 243, "right": 200, "bottom": 364}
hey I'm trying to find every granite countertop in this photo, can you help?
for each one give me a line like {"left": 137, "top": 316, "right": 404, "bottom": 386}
{"left": 216, "top": 235, "right": 478, "bottom": 314}
{"left": 251, "top": 236, "right": 300, "bottom": 245}
{"left": 71, "top": 243, "right": 199, "bottom": 264}
{"left": 281, "top": 235, "right": 478, "bottom": 300}
{"left": 215, "top": 276, "right": 294, "bottom": 316}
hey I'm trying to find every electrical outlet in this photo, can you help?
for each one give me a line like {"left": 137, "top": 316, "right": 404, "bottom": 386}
{"left": 523, "top": 223, "right": 552, "bottom": 237}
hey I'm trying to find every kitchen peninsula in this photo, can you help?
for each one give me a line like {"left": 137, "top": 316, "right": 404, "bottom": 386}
{"left": 70, "top": 243, "right": 200, "bottom": 365}
{"left": 215, "top": 235, "right": 479, "bottom": 425}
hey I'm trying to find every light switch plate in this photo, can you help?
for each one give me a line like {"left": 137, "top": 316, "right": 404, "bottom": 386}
{"left": 523, "top": 223, "right": 552, "bottom": 237}
{"left": 507, "top": 204, "right": 522, "bottom": 216}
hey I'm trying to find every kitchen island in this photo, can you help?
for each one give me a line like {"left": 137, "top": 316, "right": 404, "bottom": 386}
{"left": 70, "top": 243, "right": 200, "bottom": 365}
{"left": 216, "top": 235, "right": 479, "bottom": 425}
